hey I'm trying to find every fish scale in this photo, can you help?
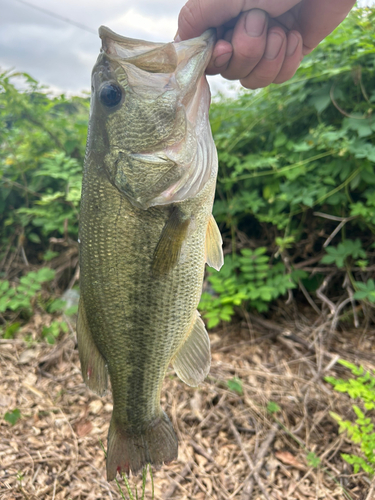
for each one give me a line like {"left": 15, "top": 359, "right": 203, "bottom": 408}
{"left": 77, "top": 27, "right": 223, "bottom": 480}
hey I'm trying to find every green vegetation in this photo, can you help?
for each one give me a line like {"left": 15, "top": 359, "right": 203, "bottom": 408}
{"left": 1, "top": 7, "right": 375, "bottom": 337}
{"left": 227, "top": 376, "right": 243, "bottom": 395}
{"left": 199, "top": 247, "right": 296, "bottom": 327}
{"left": 0, "top": 267, "right": 55, "bottom": 315}
{"left": 326, "top": 360, "right": 375, "bottom": 476}
{"left": 0, "top": 70, "right": 88, "bottom": 251}
{"left": 202, "top": 7, "right": 375, "bottom": 326}
{"left": 3, "top": 408, "right": 21, "bottom": 426}
{"left": 100, "top": 442, "right": 154, "bottom": 500}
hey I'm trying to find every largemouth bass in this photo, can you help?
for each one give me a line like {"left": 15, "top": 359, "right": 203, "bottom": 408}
{"left": 77, "top": 26, "right": 223, "bottom": 481}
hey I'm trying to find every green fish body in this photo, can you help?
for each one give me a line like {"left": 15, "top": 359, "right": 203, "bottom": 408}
{"left": 78, "top": 27, "right": 223, "bottom": 480}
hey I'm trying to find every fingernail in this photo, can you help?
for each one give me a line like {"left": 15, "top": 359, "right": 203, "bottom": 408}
{"left": 264, "top": 32, "right": 283, "bottom": 60}
{"left": 286, "top": 32, "right": 299, "bottom": 57}
{"left": 245, "top": 9, "right": 267, "bottom": 37}
{"left": 214, "top": 52, "right": 231, "bottom": 68}
{"left": 174, "top": 32, "right": 181, "bottom": 42}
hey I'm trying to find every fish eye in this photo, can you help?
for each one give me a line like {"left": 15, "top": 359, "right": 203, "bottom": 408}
{"left": 99, "top": 83, "right": 123, "bottom": 107}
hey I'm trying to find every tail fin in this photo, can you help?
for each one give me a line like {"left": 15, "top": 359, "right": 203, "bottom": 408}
{"left": 106, "top": 412, "right": 178, "bottom": 480}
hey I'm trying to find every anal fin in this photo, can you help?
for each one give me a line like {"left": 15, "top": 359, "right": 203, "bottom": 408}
{"left": 172, "top": 312, "right": 210, "bottom": 387}
{"left": 152, "top": 207, "right": 190, "bottom": 277}
{"left": 205, "top": 215, "right": 224, "bottom": 271}
{"left": 77, "top": 299, "right": 108, "bottom": 396}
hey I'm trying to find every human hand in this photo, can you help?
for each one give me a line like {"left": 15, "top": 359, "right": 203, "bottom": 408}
{"left": 177, "top": 0, "right": 355, "bottom": 89}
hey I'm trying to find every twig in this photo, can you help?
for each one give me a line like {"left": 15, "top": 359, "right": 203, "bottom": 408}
{"left": 330, "top": 297, "right": 353, "bottom": 332}
{"left": 344, "top": 273, "right": 359, "bottom": 328}
{"left": 313, "top": 212, "right": 349, "bottom": 221}
{"left": 67, "top": 263, "right": 80, "bottom": 290}
{"left": 163, "top": 464, "right": 190, "bottom": 499}
{"left": 323, "top": 217, "right": 356, "bottom": 248}
{"left": 316, "top": 275, "right": 336, "bottom": 315}
{"left": 190, "top": 439, "right": 218, "bottom": 465}
{"left": 330, "top": 83, "right": 366, "bottom": 119}
{"left": 293, "top": 254, "right": 325, "bottom": 268}
{"left": 365, "top": 477, "right": 375, "bottom": 500}
{"left": 241, "top": 426, "right": 278, "bottom": 500}
{"left": 51, "top": 478, "right": 57, "bottom": 500}
{"left": 225, "top": 408, "right": 271, "bottom": 500}
{"left": 20, "top": 245, "right": 29, "bottom": 267}
{"left": 298, "top": 279, "right": 321, "bottom": 315}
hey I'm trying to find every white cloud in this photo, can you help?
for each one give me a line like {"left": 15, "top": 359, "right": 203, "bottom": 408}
{"left": 0, "top": 0, "right": 186, "bottom": 92}
{"left": 108, "top": 8, "right": 177, "bottom": 41}
{"left": 2, "top": 0, "right": 371, "bottom": 96}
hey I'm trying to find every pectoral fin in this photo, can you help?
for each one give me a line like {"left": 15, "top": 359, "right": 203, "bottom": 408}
{"left": 77, "top": 299, "right": 108, "bottom": 396}
{"left": 152, "top": 207, "right": 190, "bottom": 277}
{"left": 205, "top": 215, "right": 224, "bottom": 271}
{"left": 172, "top": 312, "right": 210, "bottom": 387}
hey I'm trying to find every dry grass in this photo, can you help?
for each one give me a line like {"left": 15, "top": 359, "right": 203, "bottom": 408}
{"left": 0, "top": 313, "right": 374, "bottom": 500}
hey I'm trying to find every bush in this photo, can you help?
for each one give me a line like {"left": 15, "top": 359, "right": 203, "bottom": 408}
{"left": 201, "top": 7, "right": 375, "bottom": 326}
{"left": 326, "top": 360, "right": 375, "bottom": 477}
{"left": 0, "top": 70, "right": 89, "bottom": 258}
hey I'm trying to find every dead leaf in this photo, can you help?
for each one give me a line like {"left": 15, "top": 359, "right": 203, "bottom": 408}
{"left": 195, "top": 454, "right": 208, "bottom": 467}
{"left": 18, "top": 349, "right": 38, "bottom": 364}
{"left": 88, "top": 399, "right": 103, "bottom": 415}
{"left": 75, "top": 419, "right": 93, "bottom": 437}
{"left": 275, "top": 451, "right": 306, "bottom": 471}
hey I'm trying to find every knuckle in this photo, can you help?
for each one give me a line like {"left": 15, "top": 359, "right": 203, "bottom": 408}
{"left": 240, "top": 69, "right": 274, "bottom": 89}
{"left": 235, "top": 39, "right": 265, "bottom": 62}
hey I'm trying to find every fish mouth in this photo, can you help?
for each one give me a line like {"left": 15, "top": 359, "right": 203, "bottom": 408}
{"left": 98, "top": 26, "right": 215, "bottom": 77}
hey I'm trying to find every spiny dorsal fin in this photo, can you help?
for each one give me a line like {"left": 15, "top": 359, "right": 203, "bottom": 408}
{"left": 77, "top": 299, "right": 108, "bottom": 396}
{"left": 152, "top": 207, "right": 190, "bottom": 277}
{"left": 205, "top": 214, "right": 224, "bottom": 271}
{"left": 172, "top": 312, "right": 210, "bottom": 387}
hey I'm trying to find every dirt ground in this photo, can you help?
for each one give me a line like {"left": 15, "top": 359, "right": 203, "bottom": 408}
{"left": 1, "top": 311, "right": 375, "bottom": 500}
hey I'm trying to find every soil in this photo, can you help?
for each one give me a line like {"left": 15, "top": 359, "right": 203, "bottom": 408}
{"left": 1, "top": 311, "right": 375, "bottom": 500}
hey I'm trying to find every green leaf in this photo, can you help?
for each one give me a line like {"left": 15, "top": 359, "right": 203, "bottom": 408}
{"left": 227, "top": 377, "right": 243, "bottom": 395}
{"left": 306, "top": 452, "right": 321, "bottom": 468}
{"left": 3, "top": 322, "right": 21, "bottom": 339}
{"left": 309, "top": 86, "right": 331, "bottom": 113}
{"left": 4, "top": 408, "right": 21, "bottom": 426}
{"left": 267, "top": 401, "right": 280, "bottom": 414}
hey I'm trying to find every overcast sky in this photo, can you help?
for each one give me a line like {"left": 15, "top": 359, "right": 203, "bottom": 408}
{"left": 0, "top": 0, "right": 241, "bottom": 96}
{"left": 1, "top": 0, "right": 373, "bottom": 97}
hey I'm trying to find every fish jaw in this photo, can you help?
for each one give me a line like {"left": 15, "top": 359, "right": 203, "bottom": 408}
{"left": 88, "top": 27, "right": 217, "bottom": 209}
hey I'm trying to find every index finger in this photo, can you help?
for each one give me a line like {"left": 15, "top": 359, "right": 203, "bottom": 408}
{"left": 178, "top": 0, "right": 301, "bottom": 40}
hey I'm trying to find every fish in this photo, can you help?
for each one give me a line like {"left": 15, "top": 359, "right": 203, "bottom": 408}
{"left": 77, "top": 25, "right": 223, "bottom": 481}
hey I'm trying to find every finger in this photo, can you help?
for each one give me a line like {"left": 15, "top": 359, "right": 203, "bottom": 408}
{"left": 299, "top": 0, "right": 356, "bottom": 53}
{"left": 205, "top": 39, "right": 233, "bottom": 75}
{"left": 240, "top": 27, "right": 287, "bottom": 89}
{"left": 273, "top": 30, "right": 303, "bottom": 83}
{"left": 220, "top": 9, "right": 269, "bottom": 81}
{"left": 178, "top": 0, "right": 302, "bottom": 41}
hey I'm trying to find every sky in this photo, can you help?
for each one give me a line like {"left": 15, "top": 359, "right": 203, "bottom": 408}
{"left": 1, "top": 0, "right": 373, "bottom": 97}
{"left": 0, "top": 0, "right": 241, "bottom": 96}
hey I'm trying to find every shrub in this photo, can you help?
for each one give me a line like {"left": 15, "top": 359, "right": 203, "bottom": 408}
{"left": 326, "top": 360, "right": 375, "bottom": 476}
